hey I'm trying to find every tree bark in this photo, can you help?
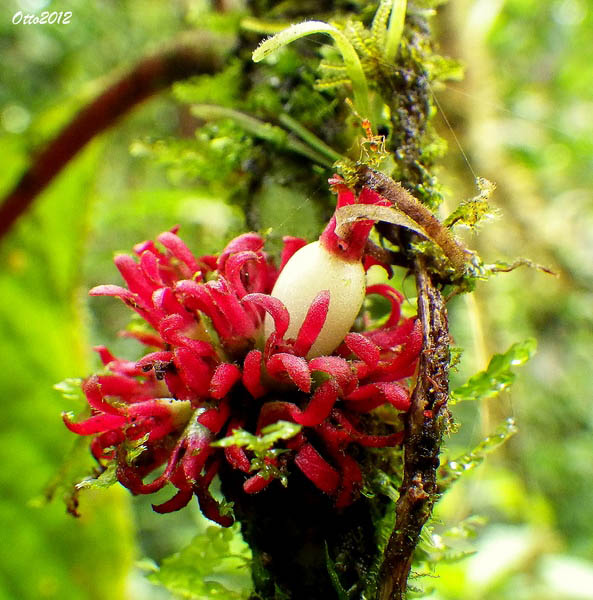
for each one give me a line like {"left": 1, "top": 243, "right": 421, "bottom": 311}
{"left": 377, "top": 257, "right": 450, "bottom": 600}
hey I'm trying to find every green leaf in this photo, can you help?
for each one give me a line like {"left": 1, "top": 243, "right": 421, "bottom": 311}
{"left": 212, "top": 421, "right": 302, "bottom": 454}
{"left": 438, "top": 418, "right": 519, "bottom": 492}
{"left": 252, "top": 20, "right": 370, "bottom": 119}
{"left": 0, "top": 138, "right": 133, "bottom": 599}
{"left": 148, "top": 526, "right": 252, "bottom": 599}
{"left": 450, "top": 339, "right": 537, "bottom": 405}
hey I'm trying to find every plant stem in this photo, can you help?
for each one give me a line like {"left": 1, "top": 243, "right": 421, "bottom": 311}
{"left": 279, "top": 113, "right": 344, "bottom": 164}
{"left": 191, "top": 105, "right": 335, "bottom": 167}
{"left": 377, "top": 255, "right": 450, "bottom": 600}
{"left": 0, "top": 35, "right": 225, "bottom": 243}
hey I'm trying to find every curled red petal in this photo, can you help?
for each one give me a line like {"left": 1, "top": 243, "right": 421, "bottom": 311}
{"left": 256, "top": 401, "right": 302, "bottom": 432}
{"left": 242, "top": 349, "right": 266, "bottom": 398}
{"left": 332, "top": 410, "right": 404, "bottom": 447}
{"left": 174, "top": 280, "right": 234, "bottom": 341}
{"left": 62, "top": 412, "right": 127, "bottom": 435}
{"left": 243, "top": 474, "right": 273, "bottom": 494}
{"left": 198, "top": 400, "right": 231, "bottom": 434}
{"left": 193, "top": 460, "right": 234, "bottom": 527}
{"left": 242, "top": 293, "right": 290, "bottom": 340}
{"left": 139, "top": 249, "right": 163, "bottom": 285}
{"left": 292, "top": 290, "right": 330, "bottom": 357}
{"left": 278, "top": 236, "right": 308, "bottom": 271}
{"left": 224, "top": 419, "right": 251, "bottom": 473}
{"left": 266, "top": 353, "right": 311, "bottom": 393}
{"left": 294, "top": 380, "right": 339, "bottom": 427}
{"left": 333, "top": 452, "right": 362, "bottom": 508}
{"left": 94, "top": 374, "right": 142, "bottom": 399}
{"left": 207, "top": 280, "right": 256, "bottom": 338}
{"left": 210, "top": 363, "right": 242, "bottom": 399}
{"left": 346, "top": 382, "right": 410, "bottom": 412}
{"left": 217, "top": 232, "right": 264, "bottom": 272}
{"left": 174, "top": 347, "right": 211, "bottom": 398}
{"left": 224, "top": 251, "right": 262, "bottom": 298}
{"left": 152, "top": 489, "right": 193, "bottom": 514}
{"left": 366, "top": 284, "right": 403, "bottom": 328}
{"left": 114, "top": 254, "right": 157, "bottom": 305}
{"left": 294, "top": 443, "right": 339, "bottom": 495}
{"left": 344, "top": 333, "right": 380, "bottom": 369}
{"left": 82, "top": 377, "right": 122, "bottom": 415}
{"left": 309, "top": 355, "right": 356, "bottom": 394}
{"left": 94, "top": 346, "right": 116, "bottom": 366}
{"left": 157, "top": 231, "right": 200, "bottom": 276}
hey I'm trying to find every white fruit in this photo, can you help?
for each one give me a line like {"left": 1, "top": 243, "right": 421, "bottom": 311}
{"left": 265, "top": 241, "right": 365, "bottom": 358}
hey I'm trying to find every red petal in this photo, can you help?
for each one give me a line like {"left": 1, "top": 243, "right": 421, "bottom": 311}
{"left": 242, "top": 293, "right": 290, "bottom": 340}
{"left": 295, "top": 444, "right": 339, "bottom": 495}
{"left": 175, "top": 280, "right": 234, "bottom": 341}
{"left": 62, "top": 412, "right": 127, "bottom": 435}
{"left": 114, "top": 254, "right": 157, "bottom": 305}
{"left": 139, "top": 249, "right": 163, "bottom": 285}
{"left": 333, "top": 453, "right": 362, "bottom": 508}
{"left": 309, "top": 355, "right": 356, "bottom": 394}
{"left": 292, "top": 290, "right": 330, "bottom": 357}
{"left": 198, "top": 400, "right": 231, "bottom": 434}
{"left": 210, "top": 363, "right": 242, "bottom": 399}
{"left": 174, "top": 347, "right": 211, "bottom": 397}
{"left": 157, "top": 231, "right": 200, "bottom": 276}
{"left": 243, "top": 474, "right": 272, "bottom": 494}
{"left": 332, "top": 410, "right": 404, "bottom": 447}
{"left": 224, "top": 250, "right": 262, "bottom": 298}
{"left": 295, "top": 380, "right": 339, "bottom": 427}
{"left": 366, "top": 284, "right": 403, "bottom": 328}
{"left": 344, "top": 333, "right": 380, "bottom": 369}
{"left": 207, "top": 280, "right": 256, "bottom": 337}
{"left": 218, "top": 233, "right": 264, "bottom": 272}
{"left": 266, "top": 353, "right": 311, "bottom": 393}
{"left": 279, "top": 236, "right": 308, "bottom": 271}
{"left": 346, "top": 382, "right": 410, "bottom": 412}
{"left": 152, "top": 489, "right": 193, "bottom": 514}
{"left": 242, "top": 349, "right": 266, "bottom": 398}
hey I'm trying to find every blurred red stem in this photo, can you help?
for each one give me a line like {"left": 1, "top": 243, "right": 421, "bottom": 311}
{"left": 0, "top": 35, "right": 224, "bottom": 242}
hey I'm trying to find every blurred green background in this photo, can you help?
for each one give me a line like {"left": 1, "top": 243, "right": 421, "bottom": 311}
{"left": 0, "top": 0, "right": 592, "bottom": 598}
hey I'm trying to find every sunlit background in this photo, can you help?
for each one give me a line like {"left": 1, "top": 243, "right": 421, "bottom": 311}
{"left": 1, "top": 0, "right": 592, "bottom": 598}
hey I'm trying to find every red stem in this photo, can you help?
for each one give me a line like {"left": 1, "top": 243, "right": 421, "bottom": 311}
{"left": 0, "top": 35, "right": 224, "bottom": 242}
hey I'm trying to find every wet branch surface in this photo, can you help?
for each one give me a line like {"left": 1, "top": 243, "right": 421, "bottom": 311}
{"left": 0, "top": 35, "right": 224, "bottom": 242}
{"left": 377, "top": 256, "right": 450, "bottom": 600}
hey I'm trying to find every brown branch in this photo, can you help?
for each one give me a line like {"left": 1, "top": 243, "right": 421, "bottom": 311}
{"left": 377, "top": 256, "right": 450, "bottom": 600}
{"left": 357, "top": 165, "right": 470, "bottom": 276}
{"left": 0, "top": 33, "right": 225, "bottom": 242}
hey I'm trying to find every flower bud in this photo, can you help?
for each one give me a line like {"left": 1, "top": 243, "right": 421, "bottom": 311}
{"left": 265, "top": 240, "right": 365, "bottom": 357}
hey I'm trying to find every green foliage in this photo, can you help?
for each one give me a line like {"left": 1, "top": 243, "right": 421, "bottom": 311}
{"left": 444, "top": 178, "right": 498, "bottom": 230}
{"left": 438, "top": 419, "right": 519, "bottom": 493}
{"left": 213, "top": 421, "right": 302, "bottom": 485}
{"left": 450, "top": 339, "right": 537, "bottom": 405}
{"left": 0, "top": 137, "right": 133, "bottom": 598}
{"left": 148, "top": 525, "right": 252, "bottom": 599}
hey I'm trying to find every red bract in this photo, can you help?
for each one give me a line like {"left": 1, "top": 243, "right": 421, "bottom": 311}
{"left": 64, "top": 180, "right": 422, "bottom": 526}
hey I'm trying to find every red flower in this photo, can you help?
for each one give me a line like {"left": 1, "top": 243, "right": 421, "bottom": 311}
{"left": 64, "top": 178, "right": 422, "bottom": 526}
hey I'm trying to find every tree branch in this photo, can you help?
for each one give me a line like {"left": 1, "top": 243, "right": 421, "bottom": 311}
{"left": 377, "top": 256, "right": 450, "bottom": 600}
{"left": 0, "top": 34, "right": 225, "bottom": 242}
